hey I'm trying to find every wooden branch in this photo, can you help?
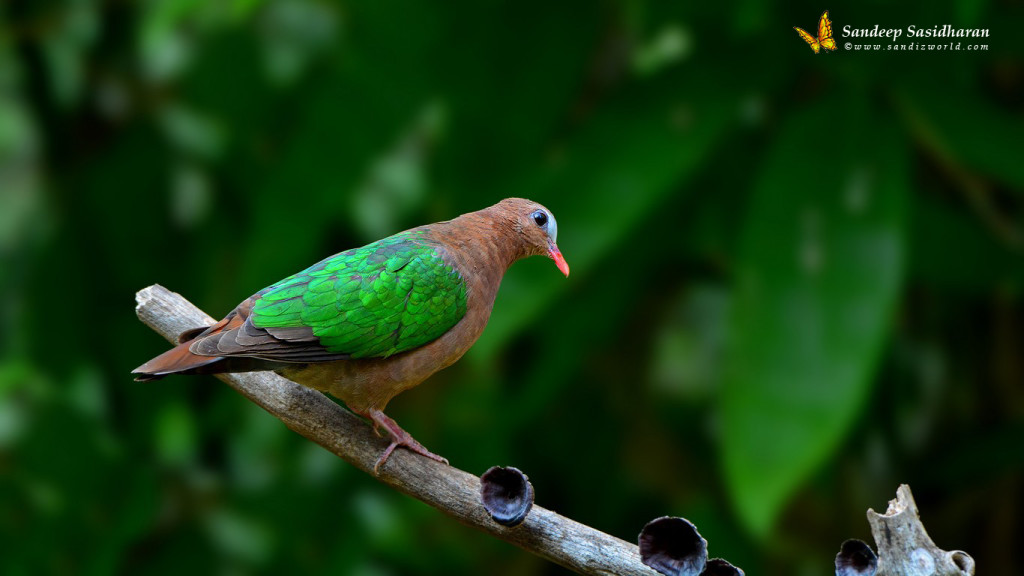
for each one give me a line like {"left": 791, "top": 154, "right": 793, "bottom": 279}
{"left": 135, "top": 284, "right": 659, "bottom": 576}
{"left": 866, "top": 485, "right": 975, "bottom": 576}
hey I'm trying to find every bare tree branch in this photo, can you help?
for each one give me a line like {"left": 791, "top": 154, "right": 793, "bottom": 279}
{"left": 134, "top": 284, "right": 660, "bottom": 576}
{"left": 867, "top": 485, "right": 975, "bottom": 576}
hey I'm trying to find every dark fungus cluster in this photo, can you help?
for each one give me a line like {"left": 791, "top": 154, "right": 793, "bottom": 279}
{"left": 480, "top": 466, "right": 535, "bottom": 527}
{"left": 835, "top": 539, "right": 879, "bottom": 576}
{"left": 478, "top": 466, "right": 743, "bottom": 576}
{"left": 638, "top": 517, "right": 743, "bottom": 576}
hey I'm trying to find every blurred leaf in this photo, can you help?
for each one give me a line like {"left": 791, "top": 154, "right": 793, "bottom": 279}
{"left": 909, "top": 192, "right": 1024, "bottom": 290}
{"left": 899, "top": 85, "right": 1024, "bottom": 190}
{"left": 258, "top": 0, "right": 339, "bottom": 85}
{"left": 353, "top": 489, "right": 407, "bottom": 547}
{"left": 954, "top": 0, "right": 988, "bottom": 29}
{"left": 138, "top": 0, "right": 197, "bottom": 83}
{"left": 203, "top": 506, "right": 274, "bottom": 564}
{"left": 722, "top": 99, "right": 908, "bottom": 537}
{"left": 138, "top": 0, "right": 254, "bottom": 83}
{"left": 297, "top": 442, "right": 341, "bottom": 486}
{"left": 733, "top": 0, "right": 770, "bottom": 36}
{"left": 0, "top": 47, "right": 44, "bottom": 256}
{"left": 227, "top": 403, "right": 288, "bottom": 491}
{"left": 434, "top": 1, "right": 604, "bottom": 193}
{"left": 170, "top": 161, "right": 214, "bottom": 227}
{"left": 236, "top": 0, "right": 443, "bottom": 290}
{"left": 0, "top": 361, "right": 43, "bottom": 448}
{"left": 351, "top": 100, "right": 444, "bottom": 240}
{"left": 475, "top": 77, "right": 735, "bottom": 361}
{"left": 155, "top": 400, "right": 198, "bottom": 466}
{"left": 40, "top": 0, "right": 98, "bottom": 106}
{"left": 158, "top": 104, "right": 227, "bottom": 160}
{"left": 632, "top": 23, "right": 693, "bottom": 76}
{"left": 651, "top": 285, "right": 731, "bottom": 402}
{"left": 66, "top": 364, "right": 108, "bottom": 421}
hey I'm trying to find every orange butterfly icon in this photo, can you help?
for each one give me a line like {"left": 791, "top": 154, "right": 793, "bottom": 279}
{"left": 794, "top": 11, "right": 837, "bottom": 53}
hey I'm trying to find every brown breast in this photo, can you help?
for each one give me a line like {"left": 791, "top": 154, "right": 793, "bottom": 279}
{"left": 282, "top": 204, "right": 526, "bottom": 414}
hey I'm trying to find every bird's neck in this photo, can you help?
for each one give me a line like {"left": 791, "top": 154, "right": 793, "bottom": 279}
{"left": 433, "top": 207, "right": 524, "bottom": 301}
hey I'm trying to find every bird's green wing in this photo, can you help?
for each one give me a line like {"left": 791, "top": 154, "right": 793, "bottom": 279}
{"left": 249, "top": 231, "right": 467, "bottom": 359}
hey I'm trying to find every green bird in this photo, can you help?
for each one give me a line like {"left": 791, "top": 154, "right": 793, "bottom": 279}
{"left": 134, "top": 198, "right": 569, "bottom": 471}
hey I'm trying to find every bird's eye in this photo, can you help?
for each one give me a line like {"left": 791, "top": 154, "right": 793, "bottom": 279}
{"left": 531, "top": 210, "right": 548, "bottom": 227}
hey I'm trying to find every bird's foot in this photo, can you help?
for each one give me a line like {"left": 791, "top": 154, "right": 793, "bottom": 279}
{"left": 367, "top": 409, "right": 448, "bottom": 474}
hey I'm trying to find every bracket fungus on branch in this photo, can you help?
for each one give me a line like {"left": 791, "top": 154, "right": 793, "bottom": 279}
{"left": 638, "top": 517, "right": 743, "bottom": 576}
{"left": 835, "top": 539, "right": 879, "bottom": 576}
{"left": 701, "top": 558, "right": 745, "bottom": 576}
{"left": 639, "top": 517, "right": 708, "bottom": 576}
{"left": 480, "top": 466, "right": 535, "bottom": 527}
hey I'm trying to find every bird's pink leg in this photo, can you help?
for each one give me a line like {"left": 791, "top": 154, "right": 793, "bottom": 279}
{"left": 366, "top": 409, "right": 448, "bottom": 474}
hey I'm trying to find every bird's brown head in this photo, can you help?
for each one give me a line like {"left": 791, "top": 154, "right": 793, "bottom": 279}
{"left": 491, "top": 198, "right": 570, "bottom": 277}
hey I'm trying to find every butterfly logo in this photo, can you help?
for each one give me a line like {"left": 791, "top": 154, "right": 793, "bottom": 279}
{"left": 794, "top": 10, "right": 837, "bottom": 53}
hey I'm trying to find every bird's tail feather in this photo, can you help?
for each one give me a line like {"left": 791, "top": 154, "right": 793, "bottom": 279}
{"left": 132, "top": 339, "right": 225, "bottom": 381}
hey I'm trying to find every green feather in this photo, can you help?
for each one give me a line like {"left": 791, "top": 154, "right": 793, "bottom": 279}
{"left": 307, "top": 276, "right": 335, "bottom": 293}
{"left": 251, "top": 230, "right": 467, "bottom": 358}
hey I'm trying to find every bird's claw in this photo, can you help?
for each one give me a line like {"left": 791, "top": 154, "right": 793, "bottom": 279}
{"left": 373, "top": 439, "right": 448, "bottom": 474}
{"left": 366, "top": 409, "right": 448, "bottom": 474}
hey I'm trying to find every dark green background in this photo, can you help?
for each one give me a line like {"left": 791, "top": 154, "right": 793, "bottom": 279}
{"left": 2, "top": 1, "right": 1022, "bottom": 574}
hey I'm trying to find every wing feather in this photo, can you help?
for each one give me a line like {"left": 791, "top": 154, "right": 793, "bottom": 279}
{"left": 187, "top": 231, "right": 468, "bottom": 365}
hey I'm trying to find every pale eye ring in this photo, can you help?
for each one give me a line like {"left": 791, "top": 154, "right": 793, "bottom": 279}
{"left": 531, "top": 210, "right": 548, "bottom": 227}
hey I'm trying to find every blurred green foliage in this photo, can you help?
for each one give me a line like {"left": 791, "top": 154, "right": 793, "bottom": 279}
{"left": 2, "top": 0, "right": 1022, "bottom": 574}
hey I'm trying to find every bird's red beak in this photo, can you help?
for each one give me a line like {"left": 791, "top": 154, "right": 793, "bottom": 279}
{"left": 548, "top": 243, "right": 570, "bottom": 277}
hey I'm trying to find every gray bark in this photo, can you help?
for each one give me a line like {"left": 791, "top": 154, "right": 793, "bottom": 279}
{"left": 868, "top": 485, "right": 975, "bottom": 576}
